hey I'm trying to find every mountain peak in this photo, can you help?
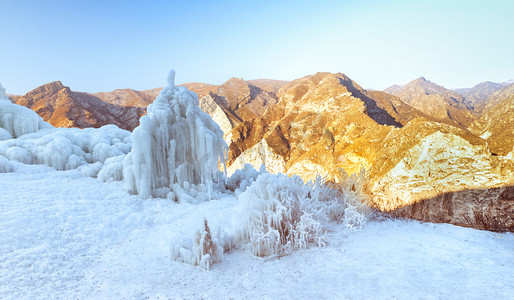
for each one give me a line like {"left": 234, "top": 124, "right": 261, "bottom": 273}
{"left": 412, "top": 76, "right": 428, "bottom": 84}
{"left": 25, "top": 81, "right": 68, "bottom": 97}
{"left": 43, "top": 81, "right": 65, "bottom": 89}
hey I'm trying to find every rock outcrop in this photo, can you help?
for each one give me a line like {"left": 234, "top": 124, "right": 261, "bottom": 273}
{"left": 9, "top": 74, "right": 514, "bottom": 232}
{"left": 389, "top": 185, "right": 514, "bottom": 232}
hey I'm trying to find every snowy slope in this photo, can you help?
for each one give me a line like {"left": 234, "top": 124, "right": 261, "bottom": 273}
{"left": 1, "top": 163, "right": 513, "bottom": 299}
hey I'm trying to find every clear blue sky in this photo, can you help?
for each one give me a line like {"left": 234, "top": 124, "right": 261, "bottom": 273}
{"left": 1, "top": 0, "right": 513, "bottom": 94}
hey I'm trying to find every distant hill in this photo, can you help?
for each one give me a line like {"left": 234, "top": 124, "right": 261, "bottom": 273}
{"left": 469, "top": 83, "right": 514, "bottom": 156}
{"left": 454, "top": 81, "right": 509, "bottom": 111}
{"left": 384, "top": 77, "right": 475, "bottom": 127}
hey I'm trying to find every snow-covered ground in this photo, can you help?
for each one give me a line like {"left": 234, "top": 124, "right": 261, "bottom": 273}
{"left": 1, "top": 162, "right": 513, "bottom": 299}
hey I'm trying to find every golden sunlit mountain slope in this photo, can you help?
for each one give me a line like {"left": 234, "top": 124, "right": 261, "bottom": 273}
{"left": 228, "top": 72, "right": 419, "bottom": 180}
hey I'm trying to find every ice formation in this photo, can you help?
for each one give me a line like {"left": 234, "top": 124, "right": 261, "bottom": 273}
{"left": 123, "top": 70, "right": 227, "bottom": 199}
{"left": 0, "top": 86, "right": 52, "bottom": 138}
{"left": 226, "top": 163, "right": 266, "bottom": 196}
{"left": 234, "top": 170, "right": 370, "bottom": 257}
{"left": 0, "top": 83, "right": 6, "bottom": 99}
{"left": 0, "top": 154, "right": 13, "bottom": 173}
{"left": 170, "top": 219, "right": 226, "bottom": 270}
{"left": 0, "top": 125, "right": 131, "bottom": 172}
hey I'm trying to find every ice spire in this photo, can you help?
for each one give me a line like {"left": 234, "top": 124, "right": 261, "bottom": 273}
{"left": 123, "top": 69, "right": 227, "bottom": 200}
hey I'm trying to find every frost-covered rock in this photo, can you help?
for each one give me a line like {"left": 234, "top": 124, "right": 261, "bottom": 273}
{"left": 0, "top": 83, "right": 52, "bottom": 137}
{"left": 0, "top": 127, "right": 12, "bottom": 141}
{"left": 123, "top": 70, "right": 227, "bottom": 199}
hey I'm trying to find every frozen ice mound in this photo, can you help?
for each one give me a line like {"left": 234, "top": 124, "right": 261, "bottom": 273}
{"left": 0, "top": 124, "right": 131, "bottom": 172}
{"left": 0, "top": 154, "right": 13, "bottom": 173}
{"left": 0, "top": 83, "right": 130, "bottom": 173}
{"left": 123, "top": 70, "right": 227, "bottom": 200}
{"left": 0, "top": 89, "right": 52, "bottom": 138}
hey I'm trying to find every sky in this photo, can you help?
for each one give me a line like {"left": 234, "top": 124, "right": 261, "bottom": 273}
{"left": 1, "top": 0, "right": 513, "bottom": 95}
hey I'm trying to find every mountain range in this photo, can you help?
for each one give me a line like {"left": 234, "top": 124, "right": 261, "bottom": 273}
{"left": 6, "top": 73, "right": 514, "bottom": 231}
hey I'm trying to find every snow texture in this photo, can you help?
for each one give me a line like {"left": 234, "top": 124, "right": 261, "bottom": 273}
{"left": 123, "top": 70, "right": 227, "bottom": 200}
{"left": 0, "top": 124, "right": 131, "bottom": 171}
{"left": 2, "top": 163, "right": 513, "bottom": 299}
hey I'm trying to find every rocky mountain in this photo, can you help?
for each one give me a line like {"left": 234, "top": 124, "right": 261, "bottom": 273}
{"left": 247, "top": 79, "right": 289, "bottom": 94}
{"left": 469, "top": 84, "right": 514, "bottom": 156}
{"left": 181, "top": 78, "right": 280, "bottom": 142}
{"left": 368, "top": 118, "right": 514, "bottom": 231}
{"left": 384, "top": 77, "right": 475, "bottom": 127}
{"left": 93, "top": 88, "right": 161, "bottom": 107}
{"left": 10, "top": 81, "right": 145, "bottom": 130}
{"left": 9, "top": 77, "right": 280, "bottom": 137}
{"left": 227, "top": 72, "right": 429, "bottom": 180}
{"left": 454, "top": 81, "right": 507, "bottom": 111}
{"left": 228, "top": 73, "right": 514, "bottom": 231}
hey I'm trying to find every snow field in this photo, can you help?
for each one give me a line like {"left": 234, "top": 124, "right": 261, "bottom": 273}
{"left": 1, "top": 163, "right": 513, "bottom": 299}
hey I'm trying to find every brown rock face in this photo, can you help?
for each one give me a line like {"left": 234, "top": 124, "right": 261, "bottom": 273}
{"left": 469, "top": 84, "right": 514, "bottom": 156}
{"left": 208, "top": 78, "right": 278, "bottom": 124}
{"left": 11, "top": 78, "right": 279, "bottom": 134}
{"left": 390, "top": 186, "right": 514, "bottom": 232}
{"left": 9, "top": 74, "right": 514, "bottom": 232}
{"left": 11, "top": 82, "right": 146, "bottom": 130}
{"left": 385, "top": 77, "right": 476, "bottom": 128}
